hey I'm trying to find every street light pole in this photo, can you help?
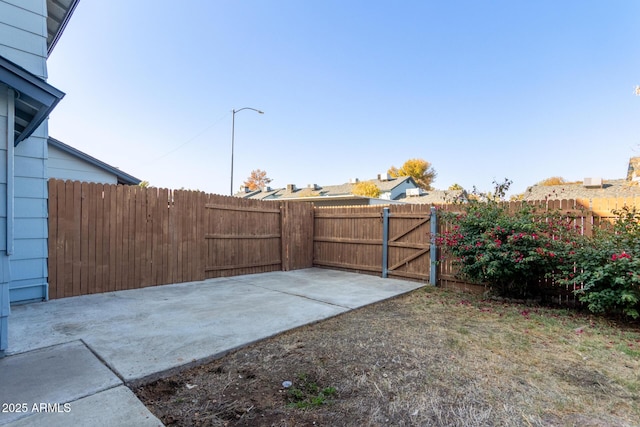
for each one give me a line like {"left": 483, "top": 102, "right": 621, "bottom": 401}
{"left": 231, "top": 107, "right": 264, "bottom": 196}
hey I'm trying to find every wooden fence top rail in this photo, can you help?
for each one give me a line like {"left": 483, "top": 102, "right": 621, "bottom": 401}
{"left": 314, "top": 237, "right": 382, "bottom": 245}
{"left": 388, "top": 213, "right": 431, "bottom": 219}
{"left": 205, "top": 203, "right": 281, "bottom": 213}
{"left": 314, "top": 212, "right": 382, "bottom": 219}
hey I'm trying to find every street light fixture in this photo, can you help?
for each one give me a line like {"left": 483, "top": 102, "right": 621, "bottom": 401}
{"left": 230, "top": 107, "right": 264, "bottom": 196}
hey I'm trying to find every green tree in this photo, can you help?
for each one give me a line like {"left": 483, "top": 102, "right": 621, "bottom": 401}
{"left": 138, "top": 180, "right": 150, "bottom": 188}
{"left": 352, "top": 181, "right": 381, "bottom": 198}
{"left": 448, "top": 183, "right": 464, "bottom": 191}
{"left": 243, "top": 169, "right": 272, "bottom": 191}
{"left": 388, "top": 158, "right": 436, "bottom": 190}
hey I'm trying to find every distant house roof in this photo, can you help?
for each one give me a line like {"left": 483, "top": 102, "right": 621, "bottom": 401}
{"left": 46, "top": 0, "right": 81, "bottom": 56}
{"left": 522, "top": 179, "right": 640, "bottom": 201}
{"left": 0, "top": 55, "right": 65, "bottom": 145}
{"left": 237, "top": 176, "right": 418, "bottom": 203}
{"left": 48, "top": 137, "right": 142, "bottom": 185}
{"left": 399, "top": 189, "right": 468, "bottom": 205}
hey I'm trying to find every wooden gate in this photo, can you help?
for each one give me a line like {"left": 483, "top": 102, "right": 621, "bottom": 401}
{"left": 385, "top": 204, "right": 434, "bottom": 282}
{"left": 313, "top": 204, "right": 435, "bottom": 283}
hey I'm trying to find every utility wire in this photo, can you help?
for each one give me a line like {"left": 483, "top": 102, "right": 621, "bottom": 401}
{"left": 146, "top": 111, "right": 230, "bottom": 164}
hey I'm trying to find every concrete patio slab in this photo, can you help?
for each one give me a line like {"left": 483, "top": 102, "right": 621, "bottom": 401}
{"left": 2, "top": 268, "right": 425, "bottom": 426}
{"left": 7, "top": 386, "right": 162, "bottom": 427}
{"left": 0, "top": 341, "right": 121, "bottom": 425}
{"left": 241, "top": 269, "right": 425, "bottom": 308}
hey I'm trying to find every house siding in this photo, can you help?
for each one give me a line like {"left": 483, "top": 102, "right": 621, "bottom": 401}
{"left": 0, "top": 0, "right": 48, "bottom": 78}
{"left": 389, "top": 179, "right": 416, "bottom": 200}
{"left": 48, "top": 144, "right": 118, "bottom": 184}
{"left": 0, "top": 0, "right": 49, "bottom": 307}
{"left": 11, "top": 125, "right": 48, "bottom": 303}
{"left": 0, "top": 83, "right": 9, "bottom": 353}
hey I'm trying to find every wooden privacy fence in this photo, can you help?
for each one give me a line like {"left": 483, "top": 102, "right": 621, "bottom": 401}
{"left": 48, "top": 179, "right": 640, "bottom": 300}
{"left": 312, "top": 198, "right": 639, "bottom": 295}
{"left": 313, "top": 204, "right": 437, "bottom": 282}
{"left": 47, "top": 180, "right": 313, "bottom": 299}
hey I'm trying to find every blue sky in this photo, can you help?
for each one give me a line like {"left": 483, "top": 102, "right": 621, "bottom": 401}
{"left": 47, "top": 0, "right": 640, "bottom": 196}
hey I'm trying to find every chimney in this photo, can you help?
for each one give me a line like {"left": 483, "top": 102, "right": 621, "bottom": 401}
{"left": 583, "top": 177, "right": 603, "bottom": 188}
{"left": 262, "top": 186, "right": 272, "bottom": 192}
{"left": 286, "top": 184, "right": 297, "bottom": 192}
{"left": 307, "top": 184, "right": 320, "bottom": 190}
{"left": 348, "top": 178, "right": 359, "bottom": 184}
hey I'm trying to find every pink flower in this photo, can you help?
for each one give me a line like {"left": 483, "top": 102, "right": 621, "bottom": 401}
{"left": 612, "top": 252, "right": 632, "bottom": 261}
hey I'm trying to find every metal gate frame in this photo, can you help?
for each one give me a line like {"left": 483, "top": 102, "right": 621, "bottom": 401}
{"left": 381, "top": 206, "right": 437, "bottom": 285}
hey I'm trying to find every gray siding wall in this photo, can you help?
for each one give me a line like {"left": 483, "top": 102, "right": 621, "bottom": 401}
{"left": 0, "top": 86, "right": 7, "bottom": 253}
{"left": 12, "top": 125, "right": 48, "bottom": 302}
{"left": 390, "top": 180, "right": 417, "bottom": 200}
{"left": 48, "top": 145, "right": 118, "bottom": 184}
{"left": 0, "top": 0, "right": 49, "bottom": 303}
{"left": 0, "top": 0, "right": 48, "bottom": 77}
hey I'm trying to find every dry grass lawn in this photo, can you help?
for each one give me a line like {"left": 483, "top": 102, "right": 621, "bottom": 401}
{"left": 135, "top": 286, "right": 640, "bottom": 426}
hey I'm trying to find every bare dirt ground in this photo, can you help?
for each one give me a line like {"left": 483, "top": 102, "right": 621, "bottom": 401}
{"left": 134, "top": 287, "right": 640, "bottom": 427}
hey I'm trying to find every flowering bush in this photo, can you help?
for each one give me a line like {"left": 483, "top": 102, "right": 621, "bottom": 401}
{"left": 556, "top": 206, "right": 640, "bottom": 319}
{"left": 438, "top": 190, "right": 581, "bottom": 299}
{"left": 438, "top": 180, "right": 640, "bottom": 318}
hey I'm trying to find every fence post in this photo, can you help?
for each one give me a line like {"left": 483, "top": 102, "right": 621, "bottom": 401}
{"left": 430, "top": 206, "right": 437, "bottom": 286}
{"left": 382, "top": 207, "right": 389, "bottom": 278}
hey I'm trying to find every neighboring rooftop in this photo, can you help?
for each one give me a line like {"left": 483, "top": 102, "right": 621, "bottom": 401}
{"left": 523, "top": 179, "right": 640, "bottom": 201}
{"left": 522, "top": 157, "right": 640, "bottom": 201}
{"left": 399, "top": 189, "right": 468, "bottom": 205}
{"left": 236, "top": 175, "right": 418, "bottom": 205}
{"left": 48, "top": 137, "right": 142, "bottom": 185}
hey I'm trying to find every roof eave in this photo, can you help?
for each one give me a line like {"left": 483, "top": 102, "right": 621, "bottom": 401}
{"left": 48, "top": 137, "right": 142, "bottom": 185}
{"left": 47, "top": 0, "right": 81, "bottom": 57}
{"left": 0, "top": 56, "right": 65, "bottom": 145}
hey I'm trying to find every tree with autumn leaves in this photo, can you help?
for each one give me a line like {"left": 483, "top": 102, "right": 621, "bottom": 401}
{"left": 243, "top": 169, "right": 273, "bottom": 191}
{"left": 388, "top": 158, "right": 436, "bottom": 190}
{"left": 352, "top": 181, "right": 381, "bottom": 198}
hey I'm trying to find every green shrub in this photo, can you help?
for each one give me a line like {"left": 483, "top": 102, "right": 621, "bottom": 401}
{"left": 556, "top": 206, "right": 640, "bottom": 319}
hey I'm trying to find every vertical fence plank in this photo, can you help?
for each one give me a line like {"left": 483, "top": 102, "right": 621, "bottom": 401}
{"left": 160, "top": 188, "right": 170, "bottom": 285}
{"left": 145, "top": 187, "right": 155, "bottom": 288}
{"left": 62, "top": 180, "right": 73, "bottom": 298}
{"left": 114, "top": 185, "right": 124, "bottom": 291}
{"left": 120, "top": 185, "right": 131, "bottom": 290}
{"left": 102, "top": 184, "right": 113, "bottom": 292}
{"left": 79, "top": 182, "right": 89, "bottom": 296}
{"left": 71, "top": 181, "right": 81, "bottom": 296}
